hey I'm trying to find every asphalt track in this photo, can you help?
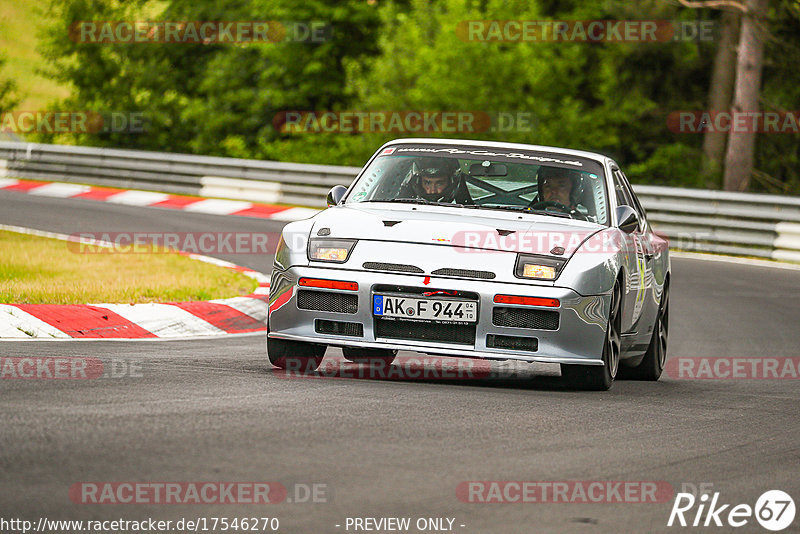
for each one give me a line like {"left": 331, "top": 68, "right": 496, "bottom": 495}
{"left": 1, "top": 190, "right": 799, "bottom": 533}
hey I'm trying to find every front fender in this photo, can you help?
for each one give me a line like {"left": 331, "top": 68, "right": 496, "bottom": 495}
{"left": 557, "top": 228, "right": 629, "bottom": 296}
{"left": 273, "top": 217, "right": 318, "bottom": 270}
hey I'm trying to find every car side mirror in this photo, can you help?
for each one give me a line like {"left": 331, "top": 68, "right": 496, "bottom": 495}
{"left": 616, "top": 206, "right": 639, "bottom": 234}
{"left": 326, "top": 185, "right": 347, "bottom": 207}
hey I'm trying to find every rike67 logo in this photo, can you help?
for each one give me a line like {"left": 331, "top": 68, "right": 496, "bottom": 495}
{"left": 668, "top": 490, "right": 795, "bottom": 531}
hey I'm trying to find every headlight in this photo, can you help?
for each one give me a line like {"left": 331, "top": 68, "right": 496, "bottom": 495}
{"left": 515, "top": 254, "right": 566, "bottom": 281}
{"left": 308, "top": 238, "right": 357, "bottom": 263}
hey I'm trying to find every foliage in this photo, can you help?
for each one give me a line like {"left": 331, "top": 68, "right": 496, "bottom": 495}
{"left": 32, "top": 0, "right": 800, "bottom": 192}
{"left": 0, "top": 55, "right": 19, "bottom": 113}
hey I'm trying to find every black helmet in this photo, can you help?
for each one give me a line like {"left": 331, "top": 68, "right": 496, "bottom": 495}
{"left": 536, "top": 166, "right": 585, "bottom": 206}
{"left": 410, "top": 157, "right": 461, "bottom": 202}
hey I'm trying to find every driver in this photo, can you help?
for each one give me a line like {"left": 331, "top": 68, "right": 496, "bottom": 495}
{"left": 530, "top": 166, "right": 586, "bottom": 219}
{"left": 402, "top": 157, "right": 463, "bottom": 203}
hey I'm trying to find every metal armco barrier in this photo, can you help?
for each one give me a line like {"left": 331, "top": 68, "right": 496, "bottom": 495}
{"left": 1, "top": 141, "right": 799, "bottom": 262}
{"left": 0, "top": 141, "right": 360, "bottom": 208}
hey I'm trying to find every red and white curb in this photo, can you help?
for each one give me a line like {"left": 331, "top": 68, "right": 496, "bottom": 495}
{"left": 0, "top": 225, "right": 271, "bottom": 340}
{"left": 0, "top": 177, "right": 319, "bottom": 221}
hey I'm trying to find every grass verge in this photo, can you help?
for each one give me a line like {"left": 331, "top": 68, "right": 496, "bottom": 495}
{"left": 0, "top": 230, "right": 259, "bottom": 304}
{"left": 0, "top": 0, "right": 70, "bottom": 111}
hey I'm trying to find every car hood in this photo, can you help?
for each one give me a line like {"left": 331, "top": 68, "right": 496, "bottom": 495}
{"left": 310, "top": 204, "right": 604, "bottom": 257}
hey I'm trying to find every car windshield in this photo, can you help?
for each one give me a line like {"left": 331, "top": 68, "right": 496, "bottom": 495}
{"left": 345, "top": 144, "right": 610, "bottom": 225}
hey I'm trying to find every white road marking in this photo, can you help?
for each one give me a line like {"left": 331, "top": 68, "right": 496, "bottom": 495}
{"left": 105, "top": 190, "right": 170, "bottom": 206}
{"left": 269, "top": 207, "right": 320, "bottom": 221}
{"left": 96, "top": 303, "right": 226, "bottom": 337}
{"left": 0, "top": 305, "right": 71, "bottom": 339}
{"left": 208, "top": 296, "right": 268, "bottom": 321}
{"left": 183, "top": 198, "right": 253, "bottom": 215}
{"left": 26, "top": 182, "right": 90, "bottom": 197}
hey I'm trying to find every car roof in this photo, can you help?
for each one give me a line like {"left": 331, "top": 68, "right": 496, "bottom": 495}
{"left": 383, "top": 138, "right": 614, "bottom": 167}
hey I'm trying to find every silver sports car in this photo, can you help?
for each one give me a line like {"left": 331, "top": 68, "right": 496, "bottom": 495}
{"left": 267, "top": 139, "right": 670, "bottom": 390}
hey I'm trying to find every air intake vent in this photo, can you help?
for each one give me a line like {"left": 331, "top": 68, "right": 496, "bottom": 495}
{"left": 315, "top": 319, "right": 363, "bottom": 337}
{"left": 363, "top": 262, "right": 424, "bottom": 274}
{"left": 487, "top": 334, "right": 538, "bottom": 352}
{"left": 297, "top": 290, "right": 358, "bottom": 314}
{"left": 492, "top": 307, "right": 559, "bottom": 330}
{"left": 374, "top": 284, "right": 479, "bottom": 300}
{"left": 375, "top": 319, "right": 475, "bottom": 345}
{"left": 431, "top": 268, "right": 496, "bottom": 280}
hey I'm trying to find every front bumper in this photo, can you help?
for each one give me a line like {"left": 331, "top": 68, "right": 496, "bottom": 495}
{"left": 268, "top": 266, "right": 610, "bottom": 366}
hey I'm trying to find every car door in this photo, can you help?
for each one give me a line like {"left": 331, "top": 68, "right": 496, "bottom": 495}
{"left": 619, "top": 169, "right": 663, "bottom": 337}
{"left": 611, "top": 167, "right": 650, "bottom": 337}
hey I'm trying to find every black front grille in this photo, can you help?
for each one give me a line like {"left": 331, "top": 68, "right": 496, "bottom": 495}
{"left": 487, "top": 334, "right": 538, "bottom": 352}
{"left": 431, "top": 268, "right": 496, "bottom": 280}
{"left": 373, "top": 284, "right": 480, "bottom": 300}
{"left": 492, "top": 307, "right": 559, "bottom": 330}
{"left": 315, "top": 319, "right": 363, "bottom": 337}
{"left": 363, "top": 262, "right": 424, "bottom": 273}
{"left": 375, "top": 319, "right": 475, "bottom": 345}
{"left": 297, "top": 290, "right": 358, "bottom": 314}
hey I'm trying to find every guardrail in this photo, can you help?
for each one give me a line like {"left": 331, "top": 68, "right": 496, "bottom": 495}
{"left": 1, "top": 141, "right": 799, "bottom": 262}
{"left": 0, "top": 141, "right": 360, "bottom": 207}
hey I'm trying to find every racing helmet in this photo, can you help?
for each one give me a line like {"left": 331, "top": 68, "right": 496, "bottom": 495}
{"left": 410, "top": 157, "right": 462, "bottom": 202}
{"left": 536, "top": 166, "right": 585, "bottom": 206}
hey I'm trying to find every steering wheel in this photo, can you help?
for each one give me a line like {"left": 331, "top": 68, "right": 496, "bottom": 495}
{"left": 529, "top": 200, "right": 587, "bottom": 221}
{"left": 530, "top": 200, "right": 571, "bottom": 212}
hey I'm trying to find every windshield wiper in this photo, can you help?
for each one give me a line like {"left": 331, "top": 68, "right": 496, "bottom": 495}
{"left": 361, "top": 199, "right": 465, "bottom": 208}
{"left": 467, "top": 204, "right": 573, "bottom": 219}
{"left": 359, "top": 199, "right": 571, "bottom": 218}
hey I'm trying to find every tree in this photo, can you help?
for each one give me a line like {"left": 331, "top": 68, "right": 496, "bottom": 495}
{"left": 37, "top": 0, "right": 384, "bottom": 158}
{"left": 722, "top": 0, "right": 769, "bottom": 191}
{"left": 702, "top": 10, "right": 740, "bottom": 179}
{"left": 675, "top": 0, "right": 770, "bottom": 191}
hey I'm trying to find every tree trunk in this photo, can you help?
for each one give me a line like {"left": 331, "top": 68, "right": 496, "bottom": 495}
{"left": 722, "top": 0, "right": 769, "bottom": 191}
{"left": 702, "top": 10, "right": 740, "bottom": 181}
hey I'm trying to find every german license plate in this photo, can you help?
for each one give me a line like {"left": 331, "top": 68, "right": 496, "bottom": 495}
{"left": 373, "top": 295, "right": 477, "bottom": 323}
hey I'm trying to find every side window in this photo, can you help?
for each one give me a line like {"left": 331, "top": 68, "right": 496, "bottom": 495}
{"left": 612, "top": 169, "right": 642, "bottom": 231}
{"left": 612, "top": 169, "right": 634, "bottom": 208}
{"left": 620, "top": 170, "right": 648, "bottom": 225}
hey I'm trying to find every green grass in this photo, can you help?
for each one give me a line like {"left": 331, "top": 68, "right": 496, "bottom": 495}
{"left": 0, "top": 230, "right": 259, "bottom": 304}
{"left": 0, "top": 0, "right": 71, "bottom": 112}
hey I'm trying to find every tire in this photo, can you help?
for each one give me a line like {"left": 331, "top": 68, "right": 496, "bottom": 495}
{"left": 342, "top": 347, "right": 397, "bottom": 365}
{"left": 560, "top": 282, "right": 622, "bottom": 391}
{"left": 267, "top": 335, "right": 326, "bottom": 372}
{"left": 619, "top": 282, "right": 668, "bottom": 381}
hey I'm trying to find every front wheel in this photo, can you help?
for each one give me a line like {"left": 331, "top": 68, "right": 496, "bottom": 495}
{"left": 342, "top": 347, "right": 397, "bottom": 365}
{"left": 267, "top": 335, "right": 326, "bottom": 372}
{"left": 561, "top": 282, "right": 621, "bottom": 391}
